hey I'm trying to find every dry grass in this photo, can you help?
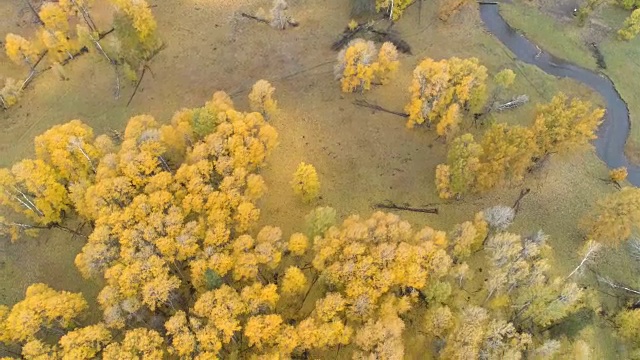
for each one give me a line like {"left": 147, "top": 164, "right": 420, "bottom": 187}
{"left": 0, "top": 0, "right": 626, "bottom": 356}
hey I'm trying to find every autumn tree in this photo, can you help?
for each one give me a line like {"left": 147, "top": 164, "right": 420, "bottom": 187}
{"left": 375, "top": 0, "right": 413, "bottom": 20}
{"left": 531, "top": 93, "right": 604, "bottom": 159}
{"left": 0, "top": 80, "right": 607, "bottom": 358}
{"left": 305, "top": 206, "right": 337, "bottom": 238}
{"left": 616, "top": 308, "right": 640, "bottom": 355}
{"left": 0, "top": 284, "right": 87, "bottom": 343}
{"left": 5, "top": 34, "right": 40, "bottom": 70}
{"left": 619, "top": 9, "right": 640, "bottom": 40}
{"left": 435, "top": 93, "right": 602, "bottom": 198}
{"left": 249, "top": 79, "right": 277, "bottom": 119}
{"left": 609, "top": 166, "right": 628, "bottom": 186}
{"left": 581, "top": 187, "right": 640, "bottom": 247}
{"left": 38, "top": 2, "right": 79, "bottom": 63}
{"left": 335, "top": 39, "right": 399, "bottom": 93}
{"left": 312, "top": 211, "right": 451, "bottom": 321}
{"left": 291, "top": 162, "right": 320, "bottom": 202}
{"left": 405, "top": 57, "right": 487, "bottom": 130}
{"left": 0, "top": 78, "right": 23, "bottom": 109}
{"left": 0, "top": 159, "right": 70, "bottom": 225}
{"left": 439, "top": 0, "right": 470, "bottom": 22}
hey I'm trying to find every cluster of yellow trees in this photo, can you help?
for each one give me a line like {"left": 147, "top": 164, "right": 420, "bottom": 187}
{"left": 0, "top": 80, "right": 601, "bottom": 359}
{"left": 334, "top": 39, "right": 399, "bottom": 93}
{"left": 405, "top": 57, "right": 488, "bottom": 133}
{"left": 2, "top": 0, "right": 160, "bottom": 108}
{"left": 435, "top": 93, "right": 604, "bottom": 199}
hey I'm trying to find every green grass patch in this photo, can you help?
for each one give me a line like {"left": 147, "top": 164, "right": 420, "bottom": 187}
{"left": 500, "top": 0, "right": 640, "bottom": 158}
{"left": 500, "top": 3, "right": 597, "bottom": 70}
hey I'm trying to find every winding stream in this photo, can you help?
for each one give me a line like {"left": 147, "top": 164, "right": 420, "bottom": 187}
{"left": 479, "top": 4, "right": 639, "bottom": 185}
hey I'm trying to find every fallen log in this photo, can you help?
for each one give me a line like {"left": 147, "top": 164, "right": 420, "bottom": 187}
{"left": 241, "top": 12, "right": 269, "bottom": 24}
{"left": 512, "top": 188, "right": 531, "bottom": 214}
{"left": 353, "top": 99, "right": 409, "bottom": 117}
{"left": 374, "top": 200, "right": 438, "bottom": 214}
{"left": 495, "top": 94, "right": 529, "bottom": 111}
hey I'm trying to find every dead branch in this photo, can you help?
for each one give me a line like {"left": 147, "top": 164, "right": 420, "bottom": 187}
{"left": 126, "top": 65, "right": 148, "bottom": 107}
{"left": 113, "top": 64, "right": 121, "bottom": 99}
{"left": 241, "top": 12, "right": 269, "bottom": 24}
{"left": 22, "top": 0, "right": 43, "bottom": 25}
{"left": 596, "top": 273, "right": 640, "bottom": 296}
{"left": 20, "top": 50, "right": 48, "bottom": 91}
{"left": 512, "top": 188, "right": 531, "bottom": 214}
{"left": 495, "top": 95, "right": 529, "bottom": 112}
{"left": 566, "top": 240, "right": 602, "bottom": 279}
{"left": 353, "top": 99, "right": 409, "bottom": 117}
{"left": 374, "top": 200, "right": 438, "bottom": 214}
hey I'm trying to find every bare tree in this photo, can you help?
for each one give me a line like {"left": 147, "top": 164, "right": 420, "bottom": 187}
{"left": 483, "top": 205, "right": 515, "bottom": 231}
{"left": 566, "top": 240, "right": 602, "bottom": 279}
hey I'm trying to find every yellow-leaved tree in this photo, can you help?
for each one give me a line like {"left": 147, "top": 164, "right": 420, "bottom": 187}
{"left": 249, "top": 79, "right": 278, "bottom": 119}
{"left": 581, "top": 187, "right": 640, "bottom": 247}
{"left": 335, "top": 39, "right": 399, "bottom": 93}
{"left": 435, "top": 93, "right": 603, "bottom": 199}
{"left": 375, "top": 0, "right": 414, "bottom": 20}
{"left": 0, "top": 80, "right": 600, "bottom": 359}
{"left": 405, "top": 57, "right": 487, "bottom": 131}
{"left": 291, "top": 162, "right": 320, "bottom": 202}
{"left": 5, "top": 34, "right": 40, "bottom": 70}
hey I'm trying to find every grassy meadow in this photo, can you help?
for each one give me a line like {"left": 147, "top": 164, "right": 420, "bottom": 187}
{"left": 0, "top": 0, "right": 635, "bottom": 357}
{"left": 500, "top": 0, "right": 640, "bottom": 162}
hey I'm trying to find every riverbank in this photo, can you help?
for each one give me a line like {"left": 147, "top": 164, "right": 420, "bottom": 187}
{"left": 498, "top": 0, "right": 640, "bottom": 164}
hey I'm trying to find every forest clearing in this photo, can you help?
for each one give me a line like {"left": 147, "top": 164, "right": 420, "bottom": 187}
{"left": 0, "top": 0, "right": 640, "bottom": 358}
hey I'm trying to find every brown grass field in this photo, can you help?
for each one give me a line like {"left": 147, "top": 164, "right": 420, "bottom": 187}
{"left": 0, "top": 0, "right": 634, "bottom": 357}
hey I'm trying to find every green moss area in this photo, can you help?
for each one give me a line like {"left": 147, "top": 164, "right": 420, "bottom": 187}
{"left": 0, "top": 0, "right": 635, "bottom": 358}
{"left": 500, "top": 0, "right": 640, "bottom": 162}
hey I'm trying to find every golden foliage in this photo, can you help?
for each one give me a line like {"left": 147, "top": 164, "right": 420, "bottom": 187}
{"left": 581, "top": 187, "right": 640, "bottom": 246}
{"left": 532, "top": 93, "right": 604, "bottom": 156}
{"left": 436, "top": 93, "right": 602, "bottom": 197}
{"left": 291, "top": 162, "right": 320, "bottom": 202}
{"left": 2, "top": 284, "right": 87, "bottom": 342}
{"left": 375, "top": 0, "right": 413, "bottom": 20}
{"left": 281, "top": 266, "right": 307, "bottom": 295}
{"left": 312, "top": 212, "right": 451, "bottom": 320}
{"left": 494, "top": 68, "right": 516, "bottom": 89}
{"left": 59, "top": 324, "right": 112, "bottom": 360}
{"left": 619, "top": 8, "right": 640, "bottom": 40}
{"left": 111, "top": 0, "right": 158, "bottom": 41}
{"left": 0, "top": 159, "right": 70, "bottom": 224}
{"left": 40, "top": 3, "right": 70, "bottom": 32}
{"left": 435, "top": 164, "right": 454, "bottom": 199}
{"left": 34, "top": 120, "right": 101, "bottom": 183}
{"left": 375, "top": 42, "right": 400, "bottom": 84}
{"left": 287, "top": 232, "right": 309, "bottom": 256}
{"left": 405, "top": 57, "right": 487, "bottom": 129}
{"left": 244, "top": 314, "right": 283, "bottom": 349}
{"left": 335, "top": 39, "right": 399, "bottom": 93}
{"left": 249, "top": 80, "right": 277, "bottom": 118}
{"left": 5, "top": 34, "right": 40, "bottom": 67}
{"left": 102, "top": 328, "right": 165, "bottom": 360}
{"left": 436, "top": 103, "right": 461, "bottom": 141}
{"left": 609, "top": 166, "right": 628, "bottom": 183}
{"left": 1, "top": 78, "right": 23, "bottom": 108}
